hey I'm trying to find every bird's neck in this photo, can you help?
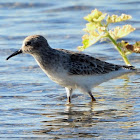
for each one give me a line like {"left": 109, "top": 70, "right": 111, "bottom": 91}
{"left": 32, "top": 48, "right": 58, "bottom": 71}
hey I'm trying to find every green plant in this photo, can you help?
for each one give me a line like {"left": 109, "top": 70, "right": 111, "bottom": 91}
{"left": 78, "top": 9, "right": 140, "bottom": 66}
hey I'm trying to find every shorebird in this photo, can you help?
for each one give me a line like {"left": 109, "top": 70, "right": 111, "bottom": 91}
{"left": 6, "top": 35, "right": 136, "bottom": 103}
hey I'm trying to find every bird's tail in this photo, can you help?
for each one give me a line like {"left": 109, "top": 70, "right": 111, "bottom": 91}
{"left": 122, "top": 65, "right": 136, "bottom": 71}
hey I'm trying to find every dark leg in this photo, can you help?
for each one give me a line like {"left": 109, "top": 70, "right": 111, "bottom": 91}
{"left": 65, "top": 87, "right": 73, "bottom": 103}
{"left": 88, "top": 91, "right": 96, "bottom": 102}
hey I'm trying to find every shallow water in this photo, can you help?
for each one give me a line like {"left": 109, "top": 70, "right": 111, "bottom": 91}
{"left": 0, "top": 0, "right": 140, "bottom": 139}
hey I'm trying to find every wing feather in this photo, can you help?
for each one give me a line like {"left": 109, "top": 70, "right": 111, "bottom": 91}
{"left": 57, "top": 49, "right": 122, "bottom": 75}
{"left": 68, "top": 53, "right": 121, "bottom": 75}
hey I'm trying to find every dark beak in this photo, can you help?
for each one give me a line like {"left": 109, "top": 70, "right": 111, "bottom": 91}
{"left": 6, "top": 49, "right": 22, "bottom": 60}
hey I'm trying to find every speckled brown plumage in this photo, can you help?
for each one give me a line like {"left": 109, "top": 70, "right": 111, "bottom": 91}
{"left": 56, "top": 49, "right": 135, "bottom": 75}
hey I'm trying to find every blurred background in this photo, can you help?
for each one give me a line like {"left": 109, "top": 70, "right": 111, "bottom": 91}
{"left": 0, "top": 0, "right": 140, "bottom": 139}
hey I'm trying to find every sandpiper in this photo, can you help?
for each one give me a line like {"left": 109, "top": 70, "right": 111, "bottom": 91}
{"left": 6, "top": 35, "right": 136, "bottom": 103}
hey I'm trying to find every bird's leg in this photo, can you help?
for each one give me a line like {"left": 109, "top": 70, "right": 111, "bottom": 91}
{"left": 65, "top": 87, "right": 73, "bottom": 103}
{"left": 88, "top": 91, "right": 96, "bottom": 102}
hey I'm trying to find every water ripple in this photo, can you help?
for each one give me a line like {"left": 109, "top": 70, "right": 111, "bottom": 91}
{"left": 0, "top": 0, "right": 140, "bottom": 139}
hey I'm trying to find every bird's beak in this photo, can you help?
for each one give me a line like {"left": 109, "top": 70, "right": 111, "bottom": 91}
{"left": 6, "top": 49, "right": 22, "bottom": 60}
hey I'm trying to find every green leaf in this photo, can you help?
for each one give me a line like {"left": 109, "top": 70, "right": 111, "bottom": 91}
{"left": 78, "top": 34, "right": 90, "bottom": 51}
{"left": 78, "top": 8, "right": 136, "bottom": 66}
{"left": 78, "top": 32, "right": 104, "bottom": 51}
{"left": 117, "top": 41, "right": 132, "bottom": 55}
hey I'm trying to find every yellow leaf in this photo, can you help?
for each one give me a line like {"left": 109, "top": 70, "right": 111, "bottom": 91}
{"left": 88, "top": 34, "right": 101, "bottom": 45}
{"left": 83, "top": 22, "right": 100, "bottom": 33}
{"left": 107, "top": 14, "right": 132, "bottom": 23}
{"left": 77, "top": 46, "right": 85, "bottom": 51}
{"left": 109, "top": 25, "right": 135, "bottom": 40}
{"left": 84, "top": 9, "right": 107, "bottom": 22}
{"left": 97, "top": 27, "right": 106, "bottom": 35}
{"left": 78, "top": 32, "right": 103, "bottom": 51}
{"left": 82, "top": 34, "right": 90, "bottom": 40}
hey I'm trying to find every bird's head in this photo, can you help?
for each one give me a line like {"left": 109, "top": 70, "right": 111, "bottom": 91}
{"left": 6, "top": 35, "right": 50, "bottom": 60}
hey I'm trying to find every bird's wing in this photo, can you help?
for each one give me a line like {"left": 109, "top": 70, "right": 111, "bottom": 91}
{"left": 67, "top": 53, "right": 121, "bottom": 75}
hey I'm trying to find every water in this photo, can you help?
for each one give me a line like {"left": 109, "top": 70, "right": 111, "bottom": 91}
{"left": 0, "top": 0, "right": 140, "bottom": 139}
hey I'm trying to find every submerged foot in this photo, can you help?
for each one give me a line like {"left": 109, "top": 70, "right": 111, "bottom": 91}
{"left": 91, "top": 96, "right": 96, "bottom": 102}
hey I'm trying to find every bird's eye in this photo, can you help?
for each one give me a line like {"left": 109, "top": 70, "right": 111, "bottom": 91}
{"left": 25, "top": 41, "right": 31, "bottom": 46}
